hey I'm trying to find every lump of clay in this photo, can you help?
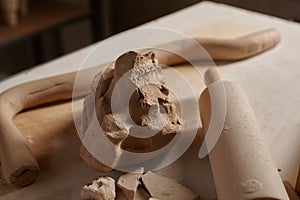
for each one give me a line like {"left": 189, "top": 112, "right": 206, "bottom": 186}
{"left": 81, "top": 176, "right": 116, "bottom": 200}
{"left": 80, "top": 51, "right": 182, "bottom": 171}
{"left": 117, "top": 186, "right": 150, "bottom": 200}
{"left": 141, "top": 172, "right": 200, "bottom": 200}
{"left": 117, "top": 168, "right": 145, "bottom": 200}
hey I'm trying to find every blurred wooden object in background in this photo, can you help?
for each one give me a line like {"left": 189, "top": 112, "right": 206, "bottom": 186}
{"left": 0, "top": 0, "right": 29, "bottom": 27}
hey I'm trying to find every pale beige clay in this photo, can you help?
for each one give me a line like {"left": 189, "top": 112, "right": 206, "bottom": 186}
{"left": 134, "top": 187, "right": 150, "bottom": 200}
{"left": 0, "top": 29, "right": 281, "bottom": 188}
{"left": 117, "top": 186, "right": 150, "bottom": 200}
{"left": 156, "top": 29, "right": 280, "bottom": 64}
{"left": 0, "top": 64, "right": 100, "bottom": 187}
{"left": 0, "top": 71, "right": 87, "bottom": 187}
{"left": 117, "top": 168, "right": 144, "bottom": 200}
{"left": 80, "top": 51, "right": 182, "bottom": 171}
{"left": 141, "top": 171, "right": 200, "bottom": 200}
{"left": 81, "top": 176, "right": 116, "bottom": 200}
{"left": 199, "top": 68, "right": 289, "bottom": 199}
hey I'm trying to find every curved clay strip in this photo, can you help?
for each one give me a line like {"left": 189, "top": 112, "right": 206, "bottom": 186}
{"left": 0, "top": 71, "right": 90, "bottom": 187}
{"left": 156, "top": 28, "right": 281, "bottom": 65}
{"left": 0, "top": 28, "right": 281, "bottom": 187}
{"left": 197, "top": 28, "right": 281, "bottom": 60}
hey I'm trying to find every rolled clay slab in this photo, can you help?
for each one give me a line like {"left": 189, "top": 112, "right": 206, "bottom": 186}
{"left": 199, "top": 81, "right": 289, "bottom": 199}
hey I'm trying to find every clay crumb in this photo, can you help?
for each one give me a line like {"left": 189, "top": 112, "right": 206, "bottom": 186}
{"left": 117, "top": 168, "right": 144, "bottom": 200}
{"left": 81, "top": 176, "right": 116, "bottom": 200}
{"left": 141, "top": 171, "right": 200, "bottom": 200}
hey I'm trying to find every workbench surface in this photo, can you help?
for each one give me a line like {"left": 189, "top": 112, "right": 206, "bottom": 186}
{"left": 0, "top": 1, "right": 299, "bottom": 199}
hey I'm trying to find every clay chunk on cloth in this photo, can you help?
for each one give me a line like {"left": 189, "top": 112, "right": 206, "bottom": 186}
{"left": 141, "top": 172, "right": 200, "bottom": 200}
{"left": 80, "top": 51, "right": 182, "bottom": 171}
{"left": 81, "top": 176, "right": 116, "bottom": 200}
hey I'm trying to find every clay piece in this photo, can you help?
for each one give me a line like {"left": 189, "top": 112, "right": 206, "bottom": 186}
{"left": 117, "top": 186, "right": 150, "bottom": 200}
{"left": 0, "top": 69, "right": 89, "bottom": 187}
{"left": 141, "top": 172, "right": 199, "bottom": 200}
{"left": 134, "top": 187, "right": 151, "bottom": 200}
{"left": 80, "top": 51, "right": 182, "bottom": 171}
{"left": 117, "top": 168, "right": 144, "bottom": 200}
{"left": 81, "top": 176, "right": 116, "bottom": 200}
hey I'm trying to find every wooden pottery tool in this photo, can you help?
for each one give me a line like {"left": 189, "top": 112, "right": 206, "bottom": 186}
{"left": 199, "top": 68, "right": 289, "bottom": 199}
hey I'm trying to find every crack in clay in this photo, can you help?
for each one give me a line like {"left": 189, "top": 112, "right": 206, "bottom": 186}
{"left": 28, "top": 83, "right": 66, "bottom": 96}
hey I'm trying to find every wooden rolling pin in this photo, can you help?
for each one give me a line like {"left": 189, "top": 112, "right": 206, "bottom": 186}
{"left": 199, "top": 68, "right": 289, "bottom": 199}
{"left": 0, "top": 28, "right": 281, "bottom": 187}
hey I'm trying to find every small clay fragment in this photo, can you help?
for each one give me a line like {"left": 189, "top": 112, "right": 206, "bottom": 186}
{"left": 141, "top": 172, "right": 199, "bottom": 200}
{"left": 283, "top": 181, "right": 300, "bottom": 200}
{"left": 81, "top": 176, "right": 116, "bottom": 200}
{"left": 134, "top": 187, "right": 151, "bottom": 200}
{"left": 117, "top": 168, "right": 144, "bottom": 200}
{"left": 117, "top": 186, "right": 150, "bottom": 200}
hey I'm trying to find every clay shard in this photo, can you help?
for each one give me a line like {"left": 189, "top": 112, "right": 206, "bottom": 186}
{"left": 80, "top": 51, "right": 182, "bottom": 171}
{"left": 81, "top": 176, "right": 116, "bottom": 200}
{"left": 117, "top": 168, "right": 144, "bottom": 200}
{"left": 141, "top": 172, "right": 200, "bottom": 200}
{"left": 133, "top": 186, "right": 151, "bottom": 200}
{"left": 117, "top": 185, "right": 150, "bottom": 200}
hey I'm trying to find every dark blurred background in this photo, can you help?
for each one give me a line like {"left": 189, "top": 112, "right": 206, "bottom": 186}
{"left": 0, "top": 0, "right": 300, "bottom": 80}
